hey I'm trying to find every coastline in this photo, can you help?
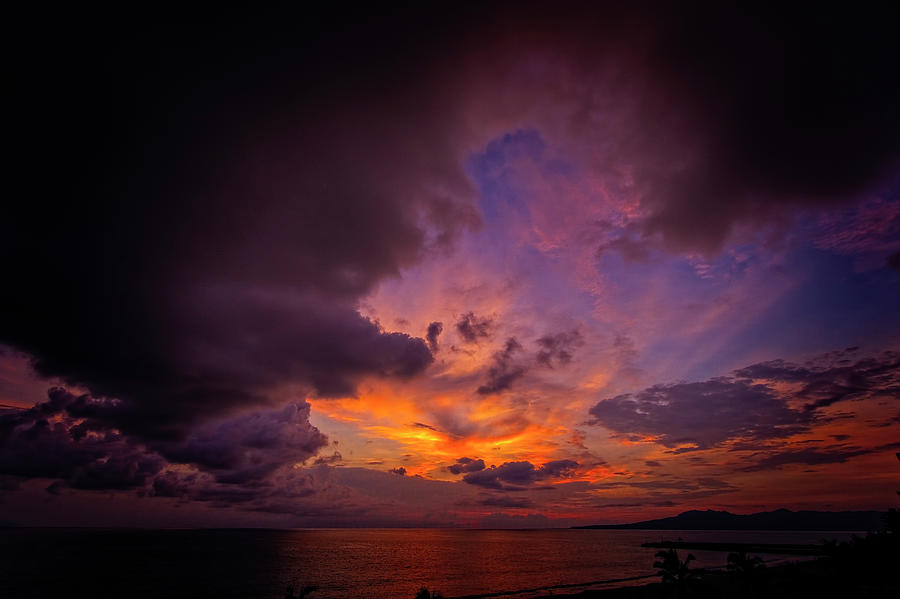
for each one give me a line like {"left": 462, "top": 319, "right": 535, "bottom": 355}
{"left": 551, "top": 556, "right": 899, "bottom": 599}
{"left": 438, "top": 552, "right": 898, "bottom": 599}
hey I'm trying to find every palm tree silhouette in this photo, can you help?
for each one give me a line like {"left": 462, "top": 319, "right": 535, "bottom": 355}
{"left": 653, "top": 548, "right": 699, "bottom": 597}
{"left": 726, "top": 550, "right": 764, "bottom": 575}
{"left": 284, "top": 584, "right": 318, "bottom": 599}
{"left": 727, "top": 550, "right": 766, "bottom": 595}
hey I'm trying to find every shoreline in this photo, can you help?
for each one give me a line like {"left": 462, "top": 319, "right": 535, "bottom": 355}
{"left": 553, "top": 556, "right": 897, "bottom": 599}
{"left": 441, "top": 555, "right": 897, "bottom": 599}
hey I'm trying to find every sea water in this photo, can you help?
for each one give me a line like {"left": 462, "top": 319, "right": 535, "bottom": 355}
{"left": 0, "top": 528, "right": 857, "bottom": 599}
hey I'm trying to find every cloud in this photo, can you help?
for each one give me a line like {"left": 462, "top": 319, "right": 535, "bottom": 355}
{"left": 0, "top": 387, "right": 329, "bottom": 507}
{"left": 590, "top": 349, "right": 900, "bottom": 451}
{"left": 148, "top": 463, "right": 325, "bottom": 511}
{"left": 888, "top": 251, "right": 900, "bottom": 270}
{"left": 477, "top": 495, "right": 534, "bottom": 508}
{"left": 734, "top": 348, "right": 900, "bottom": 411}
{"left": 426, "top": 322, "right": 443, "bottom": 353}
{"left": 741, "top": 448, "right": 865, "bottom": 472}
{"left": 470, "top": 6, "right": 900, "bottom": 255}
{"left": 2, "top": 10, "right": 484, "bottom": 501}
{"left": 590, "top": 378, "right": 809, "bottom": 451}
{"left": 629, "top": 6, "right": 900, "bottom": 253}
{"left": 462, "top": 459, "right": 578, "bottom": 490}
{"left": 5, "top": 5, "right": 900, "bottom": 522}
{"left": 535, "top": 330, "right": 583, "bottom": 368}
{"left": 158, "top": 401, "right": 328, "bottom": 484}
{"left": 455, "top": 312, "right": 493, "bottom": 343}
{"left": 593, "top": 477, "right": 736, "bottom": 493}
{"left": 477, "top": 338, "right": 527, "bottom": 395}
{"left": 812, "top": 197, "right": 900, "bottom": 257}
{"left": 447, "top": 457, "right": 486, "bottom": 475}
{"left": 476, "top": 512, "right": 562, "bottom": 529}
{"left": 739, "top": 443, "right": 900, "bottom": 472}
{"left": 0, "top": 389, "right": 165, "bottom": 491}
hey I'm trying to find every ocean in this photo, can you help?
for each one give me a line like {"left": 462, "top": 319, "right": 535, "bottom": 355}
{"left": 0, "top": 528, "right": 856, "bottom": 599}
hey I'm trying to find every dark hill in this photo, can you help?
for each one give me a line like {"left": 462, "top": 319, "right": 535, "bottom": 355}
{"left": 574, "top": 508, "right": 886, "bottom": 531}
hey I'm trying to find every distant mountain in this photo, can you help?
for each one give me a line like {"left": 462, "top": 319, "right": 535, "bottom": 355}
{"left": 574, "top": 509, "right": 887, "bottom": 531}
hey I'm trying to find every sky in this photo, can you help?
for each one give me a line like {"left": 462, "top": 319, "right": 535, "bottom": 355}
{"left": 2, "top": 4, "right": 899, "bottom": 527}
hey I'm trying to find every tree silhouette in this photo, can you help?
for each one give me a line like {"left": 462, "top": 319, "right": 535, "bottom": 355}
{"left": 726, "top": 550, "right": 764, "bottom": 575}
{"left": 727, "top": 550, "right": 766, "bottom": 595}
{"left": 284, "top": 584, "right": 318, "bottom": 599}
{"left": 653, "top": 548, "right": 699, "bottom": 597}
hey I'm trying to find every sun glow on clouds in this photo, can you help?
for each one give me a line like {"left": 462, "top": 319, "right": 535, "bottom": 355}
{"left": 3, "top": 7, "right": 900, "bottom": 527}
{"left": 312, "top": 124, "right": 900, "bottom": 521}
{"left": 250, "top": 43, "right": 899, "bottom": 520}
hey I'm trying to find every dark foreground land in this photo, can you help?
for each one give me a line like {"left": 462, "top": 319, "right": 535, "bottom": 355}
{"left": 425, "top": 525, "right": 900, "bottom": 599}
{"left": 558, "top": 546, "right": 899, "bottom": 599}
{"left": 551, "top": 506, "right": 900, "bottom": 598}
{"left": 560, "top": 558, "right": 898, "bottom": 599}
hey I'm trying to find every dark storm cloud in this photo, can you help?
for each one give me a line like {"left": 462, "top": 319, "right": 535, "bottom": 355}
{"left": 176, "top": 288, "right": 434, "bottom": 402}
{"left": 590, "top": 350, "right": 899, "bottom": 450}
{"left": 455, "top": 312, "right": 494, "bottom": 343}
{"left": 535, "top": 330, "right": 584, "bottom": 368}
{"left": 628, "top": 5, "right": 900, "bottom": 253}
{"left": 462, "top": 459, "right": 578, "bottom": 490}
{"left": 149, "top": 465, "right": 325, "bottom": 511}
{"left": 159, "top": 401, "right": 328, "bottom": 484}
{"left": 2, "top": 9, "right": 480, "bottom": 470}
{"left": 448, "top": 457, "right": 486, "bottom": 475}
{"left": 0, "top": 387, "right": 328, "bottom": 499}
{"left": 0, "top": 389, "right": 164, "bottom": 491}
{"left": 477, "top": 338, "right": 527, "bottom": 395}
{"left": 426, "top": 322, "right": 443, "bottom": 353}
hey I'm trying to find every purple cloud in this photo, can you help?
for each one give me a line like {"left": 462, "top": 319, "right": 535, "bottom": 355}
{"left": 159, "top": 402, "right": 328, "bottom": 484}
{"left": 734, "top": 348, "right": 900, "bottom": 411}
{"left": 477, "top": 495, "right": 534, "bottom": 508}
{"left": 456, "top": 312, "right": 493, "bottom": 343}
{"left": 448, "top": 457, "right": 486, "bottom": 475}
{"left": 462, "top": 460, "right": 578, "bottom": 490}
{"left": 590, "top": 350, "right": 900, "bottom": 451}
{"left": 590, "top": 378, "right": 809, "bottom": 450}
{"left": 536, "top": 330, "right": 584, "bottom": 368}
{"left": 426, "top": 322, "right": 443, "bottom": 353}
{"left": 0, "top": 389, "right": 164, "bottom": 491}
{"left": 477, "top": 338, "right": 527, "bottom": 395}
{"left": 0, "top": 387, "right": 329, "bottom": 507}
{"left": 739, "top": 440, "right": 900, "bottom": 472}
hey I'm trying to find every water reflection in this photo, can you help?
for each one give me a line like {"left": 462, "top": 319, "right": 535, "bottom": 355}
{"left": 0, "top": 528, "right": 855, "bottom": 599}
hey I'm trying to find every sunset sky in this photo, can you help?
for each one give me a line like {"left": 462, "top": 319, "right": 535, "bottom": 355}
{"left": 2, "top": 4, "right": 899, "bottom": 527}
